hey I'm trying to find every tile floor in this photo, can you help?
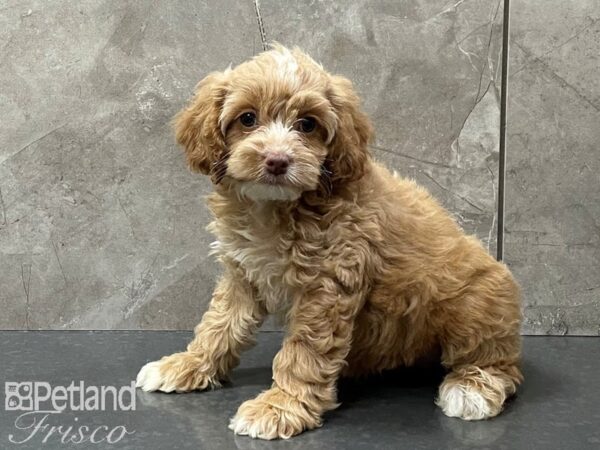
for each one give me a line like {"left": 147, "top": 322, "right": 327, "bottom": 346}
{"left": 1, "top": 332, "right": 599, "bottom": 449}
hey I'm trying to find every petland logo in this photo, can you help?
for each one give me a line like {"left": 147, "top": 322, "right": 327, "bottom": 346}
{"left": 4, "top": 381, "right": 136, "bottom": 445}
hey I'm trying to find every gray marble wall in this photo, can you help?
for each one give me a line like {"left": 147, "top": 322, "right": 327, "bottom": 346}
{"left": 506, "top": 1, "right": 600, "bottom": 335}
{"left": 0, "top": 1, "right": 596, "bottom": 333}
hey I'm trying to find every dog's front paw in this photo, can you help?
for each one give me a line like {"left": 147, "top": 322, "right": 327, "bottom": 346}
{"left": 229, "top": 387, "right": 320, "bottom": 440}
{"left": 136, "top": 352, "right": 218, "bottom": 393}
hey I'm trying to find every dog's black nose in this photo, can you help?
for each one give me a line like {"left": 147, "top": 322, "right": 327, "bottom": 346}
{"left": 265, "top": 152, "right": 290, "bottom": 176}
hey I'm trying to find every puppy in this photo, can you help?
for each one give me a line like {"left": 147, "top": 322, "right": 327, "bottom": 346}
{"left": 136, "top": 45, "right": 522, "bottom": 440}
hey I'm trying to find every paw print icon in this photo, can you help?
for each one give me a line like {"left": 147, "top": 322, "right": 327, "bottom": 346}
{"left": 5, "top": 382, "right": 34, "bottom": 411}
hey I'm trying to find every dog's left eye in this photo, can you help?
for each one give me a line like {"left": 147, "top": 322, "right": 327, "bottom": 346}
{"left": 295, "top": 117, "right": 317, "bottom": 133}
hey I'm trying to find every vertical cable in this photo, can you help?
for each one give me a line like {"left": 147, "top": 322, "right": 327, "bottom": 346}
{"left": 253, "top": 0, "right": 268, "bottom": 51}
{"left": 497, "top": 0, "right": 510, "bottom": 261}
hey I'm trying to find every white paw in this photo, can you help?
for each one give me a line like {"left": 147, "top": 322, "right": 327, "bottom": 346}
{"left": 228, "top": 403, "right": 287, "bottom": 440}
{"left": 436, "top": 384, "right": 494, "bottom": 421}
{"left": 229, "top": 412, "right": 260, "bottom": 438}
{"left": 228, "top": 388, "right": 316, "bottom": 440}
{"left": 135, "top": 360, "right": 178, "bottom": 393}
{"left": 136, "top": 352, "right": 215, "bottom": 393}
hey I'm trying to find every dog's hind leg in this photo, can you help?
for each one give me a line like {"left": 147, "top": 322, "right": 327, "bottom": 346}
{"left": 434, "top": 265, "right": 523, "bottom": 420}
{"left": 436, "top": 362, "right": 522, "bottom": 420}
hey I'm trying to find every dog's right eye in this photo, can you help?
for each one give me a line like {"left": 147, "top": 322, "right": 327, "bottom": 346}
{"left": 239, "top": 112, "right": 257, "bottom": 128}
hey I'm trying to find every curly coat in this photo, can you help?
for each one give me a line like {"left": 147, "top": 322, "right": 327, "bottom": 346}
{"left": 136, "top": 45, "right": 522, "bottom": 440}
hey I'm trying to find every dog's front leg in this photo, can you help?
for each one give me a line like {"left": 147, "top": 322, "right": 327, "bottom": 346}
{"left": 229, "top": 279, "right": 362, "bottom": 439}
{"left": 136, "top": 266, "right": 265, "bottom": 392}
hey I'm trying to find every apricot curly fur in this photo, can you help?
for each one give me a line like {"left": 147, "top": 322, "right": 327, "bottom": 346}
{"left": 136, "top": 44, "right": 523, "bottom": 440}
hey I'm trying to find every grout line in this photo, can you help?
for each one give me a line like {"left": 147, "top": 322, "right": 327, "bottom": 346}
{"left": 497, "top": 0, "right": 510, "bottom": 261}
{"left": 253, "top": 0, "right": 268, "bottom": 51}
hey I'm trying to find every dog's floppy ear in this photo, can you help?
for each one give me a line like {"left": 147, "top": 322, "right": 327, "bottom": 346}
{"left": 173, "top": 72, "right": 229, "bottom": 175}
{"left": 326, "top": 75, "right": 373, "bottom": 185}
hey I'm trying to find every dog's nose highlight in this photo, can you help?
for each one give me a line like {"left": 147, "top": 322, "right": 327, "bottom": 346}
{"left": 265, "top": 152, "right": 290, "bottom": 176}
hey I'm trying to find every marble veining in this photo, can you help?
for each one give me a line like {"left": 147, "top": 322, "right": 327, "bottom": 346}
{"left": 0, "top": 0, "right": 597, "bottom": 334}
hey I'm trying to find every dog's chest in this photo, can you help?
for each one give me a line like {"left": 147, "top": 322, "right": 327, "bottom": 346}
{"left": 210, "top": 218, "right": 296, "bottom": 313}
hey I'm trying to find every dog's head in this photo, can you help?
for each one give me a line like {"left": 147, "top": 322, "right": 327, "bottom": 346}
{"left": 174, "top": 45, "right": 373, "bottom": 201}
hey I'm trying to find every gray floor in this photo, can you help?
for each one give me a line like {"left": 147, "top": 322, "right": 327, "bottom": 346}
{"left": 1, "top": 332, "right": 599, "bottom": 449}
